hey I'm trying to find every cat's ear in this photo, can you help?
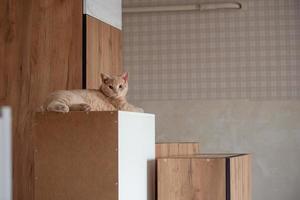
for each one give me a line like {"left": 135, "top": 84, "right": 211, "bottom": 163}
{"left": 122, "top": 72, "right": 128, "bottom": 82}
{"left": 101, "top": 73, "right": 111, "bottom": 84}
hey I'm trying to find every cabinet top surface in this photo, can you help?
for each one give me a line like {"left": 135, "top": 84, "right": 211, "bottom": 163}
{"left": 157, "top": 153, "right": 250, "bottom": 160}
{"left": 34, "top": 111, "right": 155, "bottom": 120}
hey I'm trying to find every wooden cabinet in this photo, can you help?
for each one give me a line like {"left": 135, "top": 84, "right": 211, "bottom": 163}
{"left": 83, "top": 0, "right": 122, "bottom": 30}
{"left": 0, "top": 1, "right": 122, "bottom": 200}
{"left": 34, "top": 112, "right": 155, "bottom": 200}
{"left": 85, "top": 15, "right": 123, "bottom": 89}
{"left": 83, "top": 0, "right": 123, "bottom": 89}
{"left": 157, "top": 154, "right": 252, "bottom": 200}
{"left": 156, "top": 143, "right": 200, "bottom": 158}
{"left": 0, "top": 1, "right": 82, "bottom": 200}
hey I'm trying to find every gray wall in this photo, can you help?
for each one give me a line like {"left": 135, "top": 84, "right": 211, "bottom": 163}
{"left": 123, "top": 0, "right": 300, "bottom": 199}
{"left": 132, "top": 100, "right": 300, "bottom": 200}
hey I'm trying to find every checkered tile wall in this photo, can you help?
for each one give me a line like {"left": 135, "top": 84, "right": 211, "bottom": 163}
{"left": 123, "top": 0, "right": 300, "bottom": 100}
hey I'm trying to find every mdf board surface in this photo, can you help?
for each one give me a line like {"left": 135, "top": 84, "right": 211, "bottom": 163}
{"left": 34, "top": 111, "right": 155, "bottom": 200}
{"left": 0, "top": 1, "right": 82, "bottom": 200}
{"left": 86, "top": 15, "right": 123, "bottom": 89}
{"left": 157, "top": 154, "right": 252, "bottom": 200}
{"left": 156, "top": 142, "right": 200, "bottom": 158}
{"left": 34, "top": 112, "right": 118, "bottom": 200}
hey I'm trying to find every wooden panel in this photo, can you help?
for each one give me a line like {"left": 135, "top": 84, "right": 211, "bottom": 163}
{"left": 86, "top": 15, "right": 123, "bottom": 89}
{"left": 0, "top": 1, "right": 82, "bottom": 200}
{"left": 158, "top": 157, "right": 226, "bottom": 200}
{"left": 156, "top": 143, "right": 200, "bottom": 158}
{"left": 84, "top": 0, "right": 122, "bottom": 29}
{"left": 230, "top": 155, "right": 252, "bottom": 200}
{"left": 34, "top": 112, "right": 118, "bottom": 200}
{"left": 157, "top": 154, "right": 252, "bottom": 200}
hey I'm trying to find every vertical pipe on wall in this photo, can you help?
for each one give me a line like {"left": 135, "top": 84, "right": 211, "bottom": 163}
{"left": 122, "top": 3, "right": 241, "bottom": 13}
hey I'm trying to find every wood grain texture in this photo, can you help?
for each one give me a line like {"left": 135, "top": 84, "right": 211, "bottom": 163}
{"left": 33, "top": 112, "right": 118, "bottom": 200}
{"left": 84, "top": 0, "right": 122, "bottom": 29}
{"left": 230, "top": 155, "right": 252, "bottom": 200}
{"left": 156, "top": 143, "right": 200, "bottom": 158}
{"left": 158, "top": 157, "right": 226, "bottom": 200}
{"left": 0, "top": 1, "right": 82, "bottom": 200}
{"left": 157, "top": 154, "right": 252, "bottom": 200}
{"left": 86, "top": 15, "right": 123, "bottom": 89}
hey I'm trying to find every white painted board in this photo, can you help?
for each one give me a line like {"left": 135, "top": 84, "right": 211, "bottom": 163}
{"left": 83, "top": 0, "right": 122, "bottom": 30}
{"left": 0, "top": 107, "right": 12, "bottom": 200}
{"left": 118, "top": 111, "right": 155, "bottom": 200}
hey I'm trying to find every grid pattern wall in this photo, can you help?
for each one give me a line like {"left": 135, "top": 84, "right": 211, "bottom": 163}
{"left": 123, "top": 0, "right": 300, "bottom": 100}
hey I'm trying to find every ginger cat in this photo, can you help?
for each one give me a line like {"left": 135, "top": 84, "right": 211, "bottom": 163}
{"left": 40, "top": 72, "right": 143, "bottom": 113}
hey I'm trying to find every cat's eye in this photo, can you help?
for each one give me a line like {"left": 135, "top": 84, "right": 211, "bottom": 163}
{"left": 109, "top": 85, "right": 114, "bottom": 90}
{"left": 119, "top": 85, "right": 123, "bottom": 89}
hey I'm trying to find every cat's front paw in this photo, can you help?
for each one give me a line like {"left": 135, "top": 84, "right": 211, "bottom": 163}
{"left": 79, "top": 104, "right": 92, "bottom": 112}
{"left": 47, "top": 104, "right": 70, "bottom": 113}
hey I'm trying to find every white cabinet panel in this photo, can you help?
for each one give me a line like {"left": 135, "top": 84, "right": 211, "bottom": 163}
{"left": 0, "top": 107, "right": 12, "bottom": 200}
{"left": 118, "top": 112, "right": 155, "bottom": 200}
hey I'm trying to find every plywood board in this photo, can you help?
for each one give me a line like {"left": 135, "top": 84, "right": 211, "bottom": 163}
{"left": 83, "top": 0, "right": 122, "bottom": 29}
{"left": 0, "top": 1, "right": 82, "bottom": 200}
{"left": 118, "top": 112, "right": 155, "bottom": 200}
{"left": 156, "top": 143, "right": 200, "bottom": 158}
{"left": 86, "top": 15, "right": 123, "bottom": 89}
{"left": 157, "top": 154, "right": 251, "bottom": 200}
{"left": 230, "top": 154, "right": 252, "bottom": 200}
{"left": 34, "top": 112, "right": 118, "bottom": 200}
{"left": 158, "top": 157, "right": 226, "bottom": 200}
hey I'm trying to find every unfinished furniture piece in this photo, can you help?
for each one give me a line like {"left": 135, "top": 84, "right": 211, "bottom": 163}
{"left": 156, "top": 142, "right": 200, "bottom": 158}
{"left": 1, "top": 0, "right": 122, "bottom": 199}
{"left": 84, "top": 0, "right": 123, "bottom": 89}
{"left": 33, "top": 111, "right": 155, "bottom": 200}
{"left": 84, "top": 0, "right": 122, "bottom": 30}
{"left": 1, "top": 1, "right": 82, "bottom": 199}
{"left": 157, "top": 154, "right": 251, "bottom": 200}
{"left": 85, "top": 15, "right": 122, "bottom": 89}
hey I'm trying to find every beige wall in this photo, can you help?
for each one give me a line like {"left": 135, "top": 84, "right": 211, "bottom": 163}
{"left": 123, "top": 0, "right": 300, "bottom": 199}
